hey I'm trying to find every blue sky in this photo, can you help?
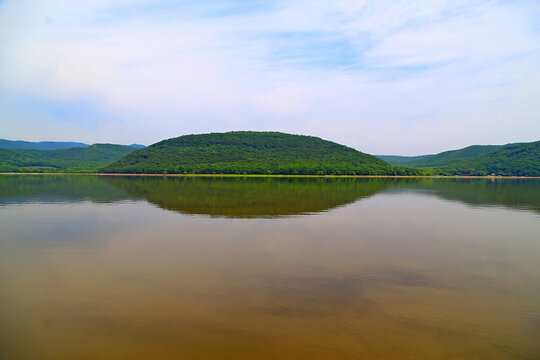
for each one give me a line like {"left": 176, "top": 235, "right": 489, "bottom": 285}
{"left": 0, "top": 0, "right": 539, "bottom": 154}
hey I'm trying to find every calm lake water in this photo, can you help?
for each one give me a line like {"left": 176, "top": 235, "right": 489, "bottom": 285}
{"left": 1, "top": 175, "right": 539, "bottom": 360}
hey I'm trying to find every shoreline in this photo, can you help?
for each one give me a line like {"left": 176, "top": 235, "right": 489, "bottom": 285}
{"left": 1, "top": 173, "right": 539, "bottom": 179}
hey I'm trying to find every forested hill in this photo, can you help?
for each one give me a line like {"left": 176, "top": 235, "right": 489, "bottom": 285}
{"left": 412, "top": 145, "right": 503, "bottom": 167}
{"left": 433, "top": 141, "right": 540, "bottom": 176}
{"left": 0, "top": 144, "right": 137, "bottom": 173}
{"left": 2, "top": 133, "right": 536, "bottom": 176}
{"left": 378, "top": 145, "right": 503, "bottom": 167}
{"left": 101, "top": 132, "right": 423, "bottom": 175}
{"left": 377, "top": 141, "right": 540, "bottom": 176}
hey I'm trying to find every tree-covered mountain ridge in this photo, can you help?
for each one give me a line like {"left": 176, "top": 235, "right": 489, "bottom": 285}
{"left": 1, "top": 133, "right": 538, "bottom": 176}
{"left": 0, "top": 144, "right": 137, "bottom": 173}
{"left": 100, "top": 131, "right": 424, "bottom": 175}
{"left": 376, "top": 145, "right": 503, "bottom": 167}
{"left": 377, "top": 141, "right": 540, "bottom": 176}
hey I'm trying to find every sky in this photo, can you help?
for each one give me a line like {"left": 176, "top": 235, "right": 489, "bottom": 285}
{"left": 0, "top": 0, "right": 539, "bottom": 155}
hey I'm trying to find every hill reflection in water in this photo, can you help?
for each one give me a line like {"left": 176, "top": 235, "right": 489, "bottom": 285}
{"left": 0, "top": 175, "right": 133, "bottom": 204}
{"left": 0, "top": 175, "right": 538, "bottom": 217}
{"left": 102, "top": 176, "right": 391, "bottom": 218}
{"left": 384, "top": 177, "right": 540, "bottom": 213}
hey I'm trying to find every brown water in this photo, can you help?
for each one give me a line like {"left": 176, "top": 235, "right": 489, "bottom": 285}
{"left": 1, "top": 175, "right": 539, "bottom": 359}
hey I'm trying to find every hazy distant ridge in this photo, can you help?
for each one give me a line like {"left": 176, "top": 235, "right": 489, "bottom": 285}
{"left": 0, "top": 139, "right": 145, "bottom": 150}
{"left": 0, "top": 139, "right": 89, "bottom": 150}
{"left": 375, "top": 154, "right": 433, "bottom": 165}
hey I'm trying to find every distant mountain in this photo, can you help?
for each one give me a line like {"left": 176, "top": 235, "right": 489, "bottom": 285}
{"left": 0, "top": 144, "right": 137, "bottom": 173}
{"left": 377, "top": 145, "right": 502, "bottom": 167}
{"left": 375, "top": 154, "right": 432, "bottom": 165}
{"left": 377, "top": 141, "right": 539, "bottom": 176}
{"left": 0, "top": 139, "right": 145, "bottom": 150}
{"left": 0, "top": 139, "right": 89, "bottom": 150}
{"left": 434, "top": 141, "right": 540, "bottom": 176}
{"left": 101, "top": 131, "right": 423, "bottom": 175}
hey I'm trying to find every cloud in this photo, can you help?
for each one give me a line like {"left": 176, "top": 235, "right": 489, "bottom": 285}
{"left": 0, "top": 0, "right": 539, "bottom": 154}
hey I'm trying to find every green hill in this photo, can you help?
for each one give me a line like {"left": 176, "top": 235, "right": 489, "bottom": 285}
{"left": 433, "top": 141, "right": 540, "bottom": 176}
{"left": 0, "top": 144, "right": 137, "bottom": 173}
{"left": 408, "top": 145, "right": 502, "bottom": 167}
{"left": 101, "top": 131, "right": 423, "bottom": 175}
{"left": 377, "top": 141, "right": 539, "bottom": 176}
{"left": 377, "top": 145, "right": 502, "bottom": 167}
{"left": 2, "top": 133, "right": 535, "bottom": 176}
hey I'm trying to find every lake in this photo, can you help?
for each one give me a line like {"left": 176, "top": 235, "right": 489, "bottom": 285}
{"left": 1, "top": 175, "right": 539, "bottom": 359}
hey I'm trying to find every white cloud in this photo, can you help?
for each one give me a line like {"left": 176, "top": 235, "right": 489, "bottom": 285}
{"left": 0, "top": 0, "right": 539, "bottom": 154}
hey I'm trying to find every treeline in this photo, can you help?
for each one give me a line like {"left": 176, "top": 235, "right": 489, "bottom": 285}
{"left": 102, "top": 159, "right": 427, "bottom": 176}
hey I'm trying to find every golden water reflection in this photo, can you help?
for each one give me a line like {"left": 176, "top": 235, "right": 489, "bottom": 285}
{"left": 0, "top": 176, "right": 539, "bottom": 359}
